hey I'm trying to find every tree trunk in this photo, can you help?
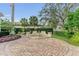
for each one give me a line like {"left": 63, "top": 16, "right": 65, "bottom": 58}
{"left": 10, "top": 3, "right": 15, "bottom": 35}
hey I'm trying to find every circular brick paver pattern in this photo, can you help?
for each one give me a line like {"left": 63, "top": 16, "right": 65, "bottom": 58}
{"left": 0, "top": 32, "right": 79, "bottom": 56}
{"left": 4, "top": 39, "right": 69, "bottom": 56}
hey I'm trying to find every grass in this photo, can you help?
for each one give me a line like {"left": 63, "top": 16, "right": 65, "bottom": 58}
{"left": 52, "top": 31, "right": 79, "bottom": 46}
{"left": 67, "top": 32, "right": 79, "bottom": 46}
{"left": 52, "top": 31, "right": 69, "bottom": 41}
{"left": 52, "top": 34, "right": 67, "bottom": 41}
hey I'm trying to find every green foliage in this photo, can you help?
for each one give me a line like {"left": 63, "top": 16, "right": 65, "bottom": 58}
{"left": 54, "top": 31, "right": 67, "bottom": 37}
{"left": 64, "top": 9, "right": 79, "bottom": 46}
{"left": 0, "top": 19, "right": 12, "bottom": 32}
{"left": 53, "top": 31, "right": 69, "bottom": 40}
{"left": 68, "top": 32, "right": 79, "bottom": 46}
{"left": 64, "top": 8, "right": 79, "bottom": 33}
{"left": 39, "top": 3, "right": 75, "bottom": 28}
{"left": 54, "top": 31, "right": 74, "bottom": 39}
{"left": 0, "top": 32, "right": 9, "bottom": 37}
{"left": 29, "top": 16, "right": 38, "bottom": 26}
{"left": 15, "top": 27, "right": 53, "bottom": 34}
{"left": 53, "top": 31, "right": 74, "bottom": 39}
{"left": 15, "top": 28, "right": 23, "bottom": 34}
{"left": 73, "top": 8, "right": 79, "bottom": 29}
{"left": 64, "top": 12, "right": 75, "bottom": 32}
{"left": 0, "top": 19, "right": 11, "bottom": 36}
{"left": 48, "top": 19, "right": 58, "bottom": 29}
{"left": 20, "top": 18, "right": 28, "bottom": 34}
{"left": 20, "top": 18, "right": 28, "bottom": 27}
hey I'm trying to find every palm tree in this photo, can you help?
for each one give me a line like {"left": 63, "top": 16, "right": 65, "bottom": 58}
{"left": 10, "top": 3, "right": 15, "bottom": 34}
{"left": 20, "top": 18, "right": 28, "bottom": 34}
{"left": 29, "top": 16, "right": 38, "bottom": 27}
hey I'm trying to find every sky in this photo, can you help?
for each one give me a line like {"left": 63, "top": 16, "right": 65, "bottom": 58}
{"left": 0, "top": 3, "right": 45, "bottom": 22}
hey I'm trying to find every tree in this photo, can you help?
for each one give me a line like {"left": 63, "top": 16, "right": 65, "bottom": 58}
{"left": 48, "top": 19, "right": 58, "bottom": 28}
{"left": 29, "top": 16, "right": 38, "bottom": 26}
{"left": 20, "top": 18, "right": 28, "bottom": 34}
{"left": 64, "top": 12, "right": 74, "bottom": 33}
{"left": 39, "top": 3, "right": 77, "bottom": 29}
{"left": 68, "top": 8, "right": 79, "bottom": 45}
{"left": 73, "top": 8, "right": 79, "bottom": 30}
{"left": 64, "top": 8, "right": 79, "bottom": 36}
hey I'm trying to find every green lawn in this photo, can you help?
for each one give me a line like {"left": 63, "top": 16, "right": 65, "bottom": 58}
{"left": 67, "top": 32, "right": 79, "bottom": 46}
{"left": 52, "top": 31, "right": 79, "bottom": 46}
{"left": 52, "top": 31, "right": 69, "bottom": 41}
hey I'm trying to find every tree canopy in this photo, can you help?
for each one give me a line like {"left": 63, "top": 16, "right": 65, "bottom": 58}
{"left": 20, "top": 18, "right": 28, "bottom": 27}
{"left": 64, "top": 8, "right": 79, "bottom": 33}
{"left": 39, "top": 3, "right": 78, "bottom": 29}
{"left": 29, "top": 16, "right": 38, "bottom": 26}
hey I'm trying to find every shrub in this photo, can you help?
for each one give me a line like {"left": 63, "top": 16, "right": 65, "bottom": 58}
{"left": 68, "top": 32, "right": 79, "bottom": 46}
{"left": 15, "top": 28, "right": 53, "bottom": 34}
{"left": 15, "top": 28, "right": 23, "bottom": 34}
{"left": 67, "top": 32, "right": 74, "bottom": 38}
{"left": 0, "top": 31, "right": 9, "bottom": 37}
{"left": 1, "top": 19, "right": 12, "bottom": 32}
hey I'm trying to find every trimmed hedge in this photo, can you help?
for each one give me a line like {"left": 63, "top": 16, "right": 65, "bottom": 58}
{"left": 15, "top": 28, "right": 23, "bottom": 34}
{"left": 15, "top": 28, "right": 53, "bottom": 34}
{"left": 0, "top": 32, "right": 9, "bottom": 37}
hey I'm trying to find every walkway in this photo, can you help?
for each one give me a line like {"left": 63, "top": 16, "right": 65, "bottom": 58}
{"left": 0, "top": 32, "right": 79, "bottom": 56}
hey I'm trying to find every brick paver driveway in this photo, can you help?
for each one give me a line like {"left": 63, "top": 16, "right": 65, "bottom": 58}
{"left": 0, "top": 32, "right": 79, "bottom": 56}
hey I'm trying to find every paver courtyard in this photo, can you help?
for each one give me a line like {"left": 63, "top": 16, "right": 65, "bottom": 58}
{"left": 0, "top": 32, "right": 79, "bottom": 56}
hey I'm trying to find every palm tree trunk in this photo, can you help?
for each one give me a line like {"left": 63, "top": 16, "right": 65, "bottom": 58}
{"left": 10, "top": 3, "right": 15, "bottom": 34}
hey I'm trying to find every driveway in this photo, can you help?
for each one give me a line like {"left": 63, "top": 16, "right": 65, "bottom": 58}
{"left": 0, "top": 32, "right": 79, "bottom": 56}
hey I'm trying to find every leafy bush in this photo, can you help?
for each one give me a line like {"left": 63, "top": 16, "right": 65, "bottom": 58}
{"left": 15, "top": 28, "right": 23, "bottom": 34}
{"left": 0, "top": 31, "right": 9, "bottom": 37}
{"left": 1, "top": 19, "right": 12, "bottom": 32}
{"left": 68, "top": 32, "right": 79, "bottom": 46}
{"left": 67, "top": 32, "right": 74, "bottom": 38}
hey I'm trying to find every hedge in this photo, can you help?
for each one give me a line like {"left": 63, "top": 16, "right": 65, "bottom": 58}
{"left": 15, "top": 28, "right": 53, "bottom": 34}
{"left": 0, "top": 31, "right": 9, "bottom": 37}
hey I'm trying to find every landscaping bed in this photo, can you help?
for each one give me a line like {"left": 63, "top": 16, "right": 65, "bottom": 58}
{"left": 0, "top": 35, "right": 21, "bottom": 43}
